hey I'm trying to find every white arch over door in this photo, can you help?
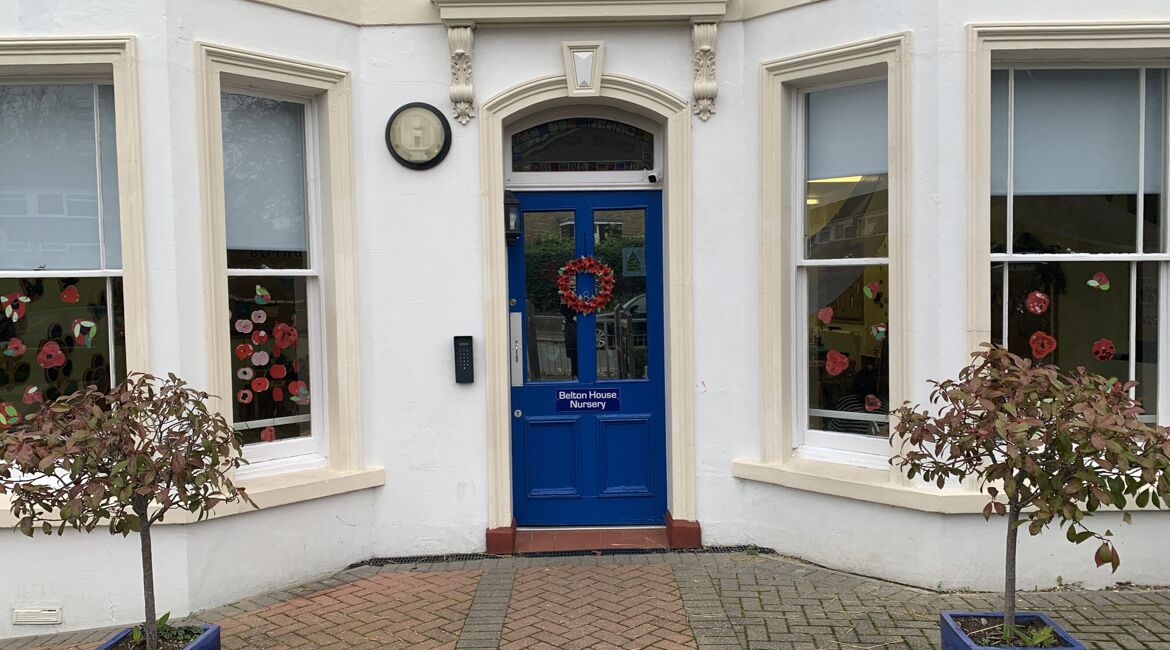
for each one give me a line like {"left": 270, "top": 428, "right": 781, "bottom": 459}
{"left": 479, "top": 74, "right": 696, "bottom": 535}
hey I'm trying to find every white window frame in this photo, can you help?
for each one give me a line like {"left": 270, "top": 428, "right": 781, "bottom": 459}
{"left": 219, "top": 86, "right": 327, "bottom": 466}
{"left": 504, "top": 106, "right": 664, "bottom": 190}
{"left": 0, "top": 37, "right": 149, "bottom": 389}
{"left": 968, "top": 24, "right": 1170, "bottom": 433}
{"left": 759, "top": 33, "right": 909, "bottom": 472}
{"left": 198, "top": 43, "right": 363, "bottom": 478}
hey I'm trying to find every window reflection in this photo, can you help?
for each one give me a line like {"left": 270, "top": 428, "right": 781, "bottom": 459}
{"left": 595, "top": 209, "right": 648, "bottom": 380}
{"left": 524, "top": 211, "right": 577, "bottom": 381}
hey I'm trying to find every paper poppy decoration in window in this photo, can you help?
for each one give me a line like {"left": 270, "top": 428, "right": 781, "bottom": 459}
{"left": 272, "top": 386, "right": 284, "bottom": 402}
{"left": 237, "top": 367, "right": 254, "bottom": 380}
{"left": 1025, "top": 291, "right": 1050, "bottom": 315}
{"left": 251, "top": 330, "right": 268, "bottom": 346}
{"left": 864, "top": 394, "right": 882, "bottom": 412}
{"left": 269, "top": 363, "right": 287, "bottom": 379}
{"left": 260, "top": 426, "right": 276, "bottom": 442}
{"left": 1092, "top": 338, "right": 1116, "bottom": 361}
{"left": 22, "top": 386, "right": 43, "bottom": 405}
{"left": 251, "top": 310, "right": 267, "bottom": 324}
{"left": 251, "top": 350, "right": 270, "bottom": 367}
{"left": 0, "top": 402, "right": 19, "bottom": 429}
{"left": 816, "top": 307, "right": 834, "bottom": 325}
{"left": 36, "top": 341, "right": 67, "bottom": 369}
{"left": 72, "top": 319, "right": 98, "bottom": 348}
{"left": 250, "top": 377, "right": 270, "bottom": 392}
{"left": 1028, "top": 331, "right": 1057, "bottom": 360}
{"left": 1086, "top": 272, "right": 1111, "bottom": 291}
{"left": 869, "top": 323, "right": 887, "bottom": 342}
{"left": 2, "top": 293, "right": 31, "bottom": 323}
{"left": 234, "top": 343, "right": 253, "bottom": 360}
{"left": 3, "top": 338, "right": 25, "bottom": 357}
{"left": 237, "top": 389, "right": 253, "bottom": 404}
{"left": 254, "top": 285, "right": 271, "bottom": 305}
{"left": 288, "top": 380, "right": 309, "bottom": 403}
{"left": 825, "top": 350, "right": 850, "bottom": 377}
{"left": 234, "top": 319, "right": 253, "bottom": 334}
{"left": 60, "top": 285, "right": 80, "bottom": 304}
{"left": 862, "top": 281, "right": 883, "bottom": 303}
{"left": 273, "top": 323, "right": 298, "bottom": 351}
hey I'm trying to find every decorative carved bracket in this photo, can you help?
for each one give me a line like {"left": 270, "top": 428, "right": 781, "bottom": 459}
{"left": 448, "top": 26, "right": 475, "bottom": 124}
{"left": 692, "top": 22, "right": 717, "bottom": 121}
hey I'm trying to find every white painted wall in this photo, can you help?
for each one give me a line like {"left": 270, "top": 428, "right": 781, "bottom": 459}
{"left": 4, "top": 0, "right": 1170, "bottom": 640}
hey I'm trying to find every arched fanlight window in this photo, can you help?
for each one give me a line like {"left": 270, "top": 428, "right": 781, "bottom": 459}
{"left": 511, "top": 117, "right": 654, "bottom": 172}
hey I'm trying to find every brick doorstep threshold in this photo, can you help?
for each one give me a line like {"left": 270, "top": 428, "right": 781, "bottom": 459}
{"left": 348, "top": 544, "right": 776, "bottom": 568}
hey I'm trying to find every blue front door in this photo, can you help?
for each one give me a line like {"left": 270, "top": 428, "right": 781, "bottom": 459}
{"left": 508, "top": 191, "right": 666, "bottom": 526}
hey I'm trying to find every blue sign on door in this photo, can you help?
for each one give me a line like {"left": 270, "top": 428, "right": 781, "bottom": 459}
{"left": 508, "top": 190, "right": 667, "bottom": 527}
{"left": 556, "top": 388, "right": 620, "bottom": 412}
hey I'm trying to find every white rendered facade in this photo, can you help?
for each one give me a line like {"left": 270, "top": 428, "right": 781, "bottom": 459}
{"left": 2, "top": 0, "right": 1170, "bottom": 638}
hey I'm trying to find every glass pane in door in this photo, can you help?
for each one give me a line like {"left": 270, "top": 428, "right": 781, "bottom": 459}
{"left": 524, "top": 211, "right": 577, "bottom": 381}
{"left": 594, "top": 209, "right": 649, "bottom": 380}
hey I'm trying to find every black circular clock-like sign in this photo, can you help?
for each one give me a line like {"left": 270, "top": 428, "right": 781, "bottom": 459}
{"left": 385, "top": 102, "right": 451, "bottom": 170}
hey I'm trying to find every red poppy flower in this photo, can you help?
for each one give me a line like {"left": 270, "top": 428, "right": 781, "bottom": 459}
{"left": 234, "top": 343, "right": 253, "bottom": 360}
{"left": 825, "top": 350, "right": 850, "bottom": 377}
{"left": 273, "top": 323, "right": 298, "bottom": 350}
{"left": 3, "top": 338, "right": 26, "bottom": 357}
{"left": 234, "top": 319, "right": 253, "bottom": 334}
{"left": 0, "top": 402, "right": 19, "bottom": 428}
{"left": 816, "top": 307, "right": 833, "bottom": 325}
{"left": 2, "top": 293, "right": 30, "bottom": 323}
{"left": 251, "top": 351, "right": 270, "bottom": 367}
{"left": 272, "top": 387, "right": 284, "bottom": 402}
{"left": 36, "top": 341, "right": 67, "bottom": 369}
{"left": 288, "top": 380, "right": 309, "bottom": 403}
{"left": 863, "top": 281, "right": 883, "bottom": 302}
{"left": 251, "top": 330, "right": 269, "bottom": 346}
{"left": 251, "top": 310, "right": 267, "bottom": 324}
{"left": 22, "top": 386, "right": 43, "bottom": 405}
{"left": 260, "top": 426, "right": 276, "bottom": 442}
{"left": 237, "top": 389, "right": 253, "bottom": 404}
{"left": 1092, "top": 338, "right": 1116, "bottom": 361}
{"left": 1028, "top": 331, "right": 1057, "bottom": 359}
{"left": 269, "top": 364, "right": 287, "bottom": 379}
{"left": 251, "top": 377, "right": 270, "bottom": 392}
{"left": 1087, "top": 272, "right": 1111, "bottom": 291}
{"left": 60, "top": 286, "right": 80, "bottom": 304}
{"left": 864, "top": 394, "right": 882, "bottom": 412}
{"left": 1025, "top": 291, "right": 1049, "bottom": 315}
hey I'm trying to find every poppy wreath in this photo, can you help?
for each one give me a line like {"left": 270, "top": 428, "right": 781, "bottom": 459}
{"left": 556, "top": 256, "right": 616, "bottom": 315}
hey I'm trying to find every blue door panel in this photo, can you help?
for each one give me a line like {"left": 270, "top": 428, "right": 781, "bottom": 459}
{"left": 597, "top": 415, "right": 654, "bottom": 497}
{"left": 522, "top": 417, "right": 581, "bottom": 499}
{"left": 509, "top": 190, "right": 666, "bottom": 526}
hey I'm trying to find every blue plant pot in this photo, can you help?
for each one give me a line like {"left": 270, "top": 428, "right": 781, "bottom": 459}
{"left": 95, "top": 623, "right": 220, "bottom": 650}
{"left": 941, "top": 611, "right": 1084, "bottom": 650}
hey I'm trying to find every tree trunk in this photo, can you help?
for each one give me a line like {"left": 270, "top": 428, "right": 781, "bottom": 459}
{"left": 1003, "top": 505, "right": 1021, "bottom": 642}
{"left": 137, "top": 514, "right": 159, "bottom": 650}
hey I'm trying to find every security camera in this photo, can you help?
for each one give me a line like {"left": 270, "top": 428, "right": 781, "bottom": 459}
{"left": 646, "top": 169, "right": 662, "bottom": 184}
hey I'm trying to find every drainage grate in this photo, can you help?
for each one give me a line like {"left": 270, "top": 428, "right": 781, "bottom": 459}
{"left": 348, "top": 545, "right": 775, "bottom": 569}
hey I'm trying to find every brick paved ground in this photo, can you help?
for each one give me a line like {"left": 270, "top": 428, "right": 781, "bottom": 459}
{"left": 5, "top": 551, "right": 1169, "bottom": 650}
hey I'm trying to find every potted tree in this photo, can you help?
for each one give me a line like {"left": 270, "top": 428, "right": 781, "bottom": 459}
{"left": 892, "top": 345, "right": 1170, "bottom": 649}
{"left": 0, "top": 373, "right": 256, "bottom": 650}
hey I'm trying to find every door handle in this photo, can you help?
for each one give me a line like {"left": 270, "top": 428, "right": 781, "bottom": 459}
{"left": 509, "top": 312, "right": 523, "bottom": 387}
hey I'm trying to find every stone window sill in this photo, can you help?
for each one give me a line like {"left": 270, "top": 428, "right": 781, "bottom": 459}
{"left": 731, "top": 457, "right": 989, "bottom": 514}
{"left": 0, "top": 466, "right": 385, "bottom": 529}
